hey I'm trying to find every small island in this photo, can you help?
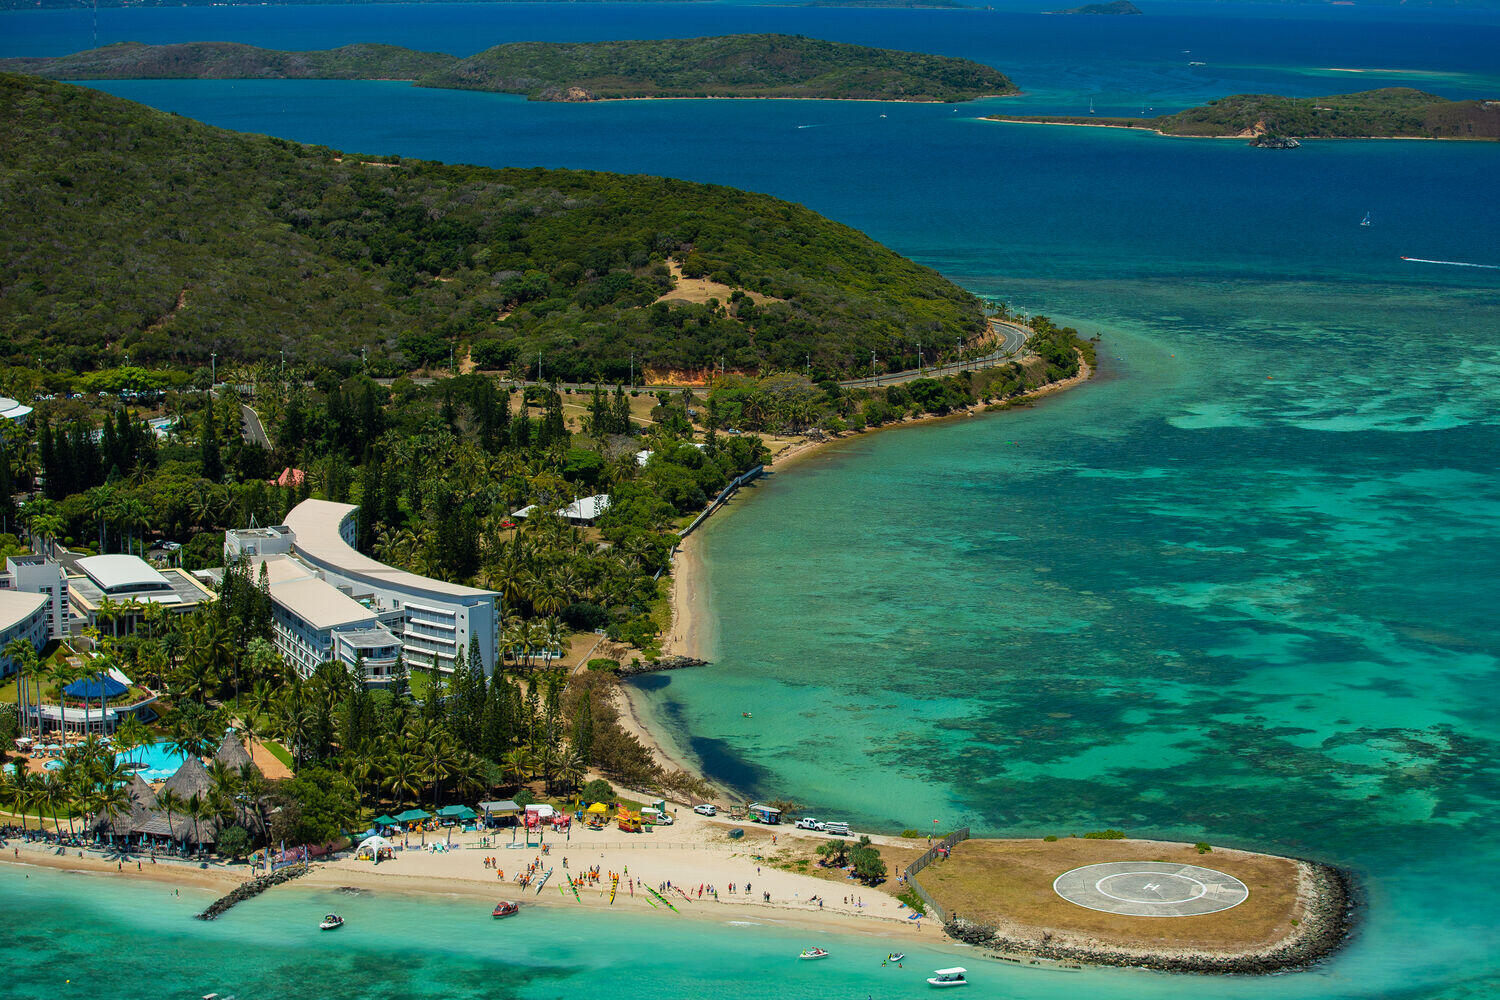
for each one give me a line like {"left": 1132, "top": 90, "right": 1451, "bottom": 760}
{"left": 1048, "top": 1, "right": 1143, "bottom": 13}
{"left": 1, "top": 34, "right": 1018, "bottom": 103}
{"left": 988, "top": 88, "right": 1500, "bottom": 145}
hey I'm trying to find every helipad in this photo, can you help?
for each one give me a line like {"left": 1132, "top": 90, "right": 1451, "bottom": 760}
{"left": 1053, "top": 862, "right": 1250, "bottom": 917}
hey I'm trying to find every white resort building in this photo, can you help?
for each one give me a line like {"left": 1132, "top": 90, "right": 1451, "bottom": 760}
{"left": 0, "top": 589, "right": 49, "bottom": 677}
{"left": 0, "top": 555, "right": 69, "bottom": 639}
{"left": 225, "top": 499, "right": 500, "bottom": 681}
{"left": 66, "top": 554, "right": 216, "bottom": 635}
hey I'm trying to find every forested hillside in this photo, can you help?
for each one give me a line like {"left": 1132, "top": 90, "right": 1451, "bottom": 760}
{"left": 420, "top": 34, "right": 1016, "bottom": 101}
{"left": 0, "top": 74, "right": 986, "bottom": 379}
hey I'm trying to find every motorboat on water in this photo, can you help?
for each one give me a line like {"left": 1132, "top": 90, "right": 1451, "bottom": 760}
{"left": 492, "top": 901, "right": 520, "bottom": 918}
{"left": 799, "top": 947, "right": 830, "bottom": 960}
{"left": 886, "top": 953, "right": 906, "bottom": 963}
{"left": 928, "top": 967, "right": 969, "bottom": 987}
{"left": 319, "top": 914, "right": 344, "bottom": 930}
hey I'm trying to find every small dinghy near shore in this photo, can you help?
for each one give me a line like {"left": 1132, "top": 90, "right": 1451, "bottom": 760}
{"left": 799, "top": 947, "right": 830, "bottom": 960}
{"left": 319, "top": 914, "right": 344, "bottom": 930}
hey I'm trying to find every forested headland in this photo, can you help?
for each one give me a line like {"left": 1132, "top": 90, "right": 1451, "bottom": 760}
{"left": 1, "top": 35, "right": 1017, "bottom": 103}
{"left": 0, "top": 73, "right": 987, "bottom": 380}
{"left": 991, "top": 88, "right": 1500, "bottom": 142}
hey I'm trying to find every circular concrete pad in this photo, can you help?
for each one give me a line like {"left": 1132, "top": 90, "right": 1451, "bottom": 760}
{"left": 1053, "top": 862, "right": 1249, "bottom": 917}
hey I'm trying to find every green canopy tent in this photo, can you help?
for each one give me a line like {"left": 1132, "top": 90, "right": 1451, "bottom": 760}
{"left": 372, "top": 814, "right": 399, "bottom": 827}
{"left": 437, "top": 805, "right": 478, "bottom": 820}
{"left": 393, "top": 808, "right": 431, "bottom": 824}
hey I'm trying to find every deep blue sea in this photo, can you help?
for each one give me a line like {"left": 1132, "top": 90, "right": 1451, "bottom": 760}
{"left": 2, "top": 3, "right": 1498, "bottom": 998}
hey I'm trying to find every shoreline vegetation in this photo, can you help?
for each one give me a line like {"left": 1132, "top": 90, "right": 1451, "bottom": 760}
{"left": 0, "top": 35, "right": 1019, "bottom": 103}
{"left": 988, "top": 88, "right": 1500, "bottom": 145}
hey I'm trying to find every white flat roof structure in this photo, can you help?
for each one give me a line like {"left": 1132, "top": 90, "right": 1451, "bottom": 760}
{"left": 1, "top": 397, "right": 33, "bottom": 421}
{"left": 0, "top": 589, "right": 47, "bottom": 632}
{"left": 284, "top": 499, "right": 493, "bottom": 599}
{"left": 75, "top": 554, "right": 172, "bottom": 594}
{"left": 270, "top": 576, "right": 377, "bottom": 630}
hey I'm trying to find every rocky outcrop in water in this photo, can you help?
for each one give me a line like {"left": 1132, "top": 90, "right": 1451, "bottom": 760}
{"left": 620, "top": 655, "right": 710, "bottom": 677}
{"left": 945, "top": 861, "right": 1354, "bottom": 975}
{"left": 1249, "top": 133, "right": 1301, "bottom": 149}
{"left": 195, "top": 864, "right": 311, "bottom": 920}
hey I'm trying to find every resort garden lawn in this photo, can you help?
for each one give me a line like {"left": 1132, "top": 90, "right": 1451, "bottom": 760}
{"left": 915, "top": 838, "right": 1303, "bottom": 952}
{"left": 260, "top": 739, "right": 294, "bottom": 769}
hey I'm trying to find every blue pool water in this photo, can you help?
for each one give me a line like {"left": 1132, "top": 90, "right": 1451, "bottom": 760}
{"left": 120, "top": 741, "right": 191, "bottom": 783}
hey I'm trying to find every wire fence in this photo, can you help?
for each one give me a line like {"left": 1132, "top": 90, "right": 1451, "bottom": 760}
{"left": 904, "top": 827, "right": 970, "bottom": 924}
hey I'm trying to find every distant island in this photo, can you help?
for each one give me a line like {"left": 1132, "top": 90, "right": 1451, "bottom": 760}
{"left": 0, "top": 42, "right": 455, "bottom": 82}
{"left": 1048, "top": 1, "right": 1142, "bottom": 13}
{"left": 1, "top": 35, "right": 1018, "bottom": 103}
{"left": 805, "top": 0, "right": 973, "bottom": 7}
{"left": 988, "top": 88, "right": 1500, "bottom": 145}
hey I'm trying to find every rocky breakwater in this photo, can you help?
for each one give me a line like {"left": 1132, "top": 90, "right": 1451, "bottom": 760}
{"left": 620, "top": 655, "right": 709, "bottom": 678}
{"left": 196, "top": 864, "right": 312, "bottom": 920}
{"left": 944, "top": 860, "right": 1355, "bottom": 975}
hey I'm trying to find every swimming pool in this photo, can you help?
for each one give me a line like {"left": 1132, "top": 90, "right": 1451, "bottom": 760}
{"left": 121, "top": 742, "right": 192, "bottom": 782}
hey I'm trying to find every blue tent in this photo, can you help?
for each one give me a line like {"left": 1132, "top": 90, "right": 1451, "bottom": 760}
{"left": 64, "top": 675, "right": 129, "bottom": 699}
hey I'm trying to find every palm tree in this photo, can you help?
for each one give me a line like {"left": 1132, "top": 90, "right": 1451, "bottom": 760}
{"left": 112, "top": 715, "right": 152, "bottom": 759}
{"left": 556, "top": 749, "right": 587, "bottom": 794}
{"left": 383, "top": 740, "right": 423, "bottom": 809}
{"left": 155, "top": 788, "right": 187, "bottom": 845}
{"left": 185, "top": 792, "right": 216, "bottom": 852}
{"left": 4, "top": 638, "right": 39, "bottom": 739}
{"left": 4, "top": 762, "right": 36, "bottom": 831}
{"left": 501, "top": 747, "right": 532, "bottom": 788}
{"left": 90, "top": 781, "right": 131, "bottom": 848}
{"left": 40, "top": 771, "right": 71, "bottom": 835}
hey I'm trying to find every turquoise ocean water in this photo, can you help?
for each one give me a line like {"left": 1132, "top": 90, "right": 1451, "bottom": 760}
{"left": 2, "top": 3, "right": 1499, "bottom": 997}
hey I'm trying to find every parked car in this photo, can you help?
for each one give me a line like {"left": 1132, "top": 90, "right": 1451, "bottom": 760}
{"left": 823, "top": 822, "right": 850, "bottom": 836}
{"left": 694, "top": 804, "right": 717, "bottom": 816}
{"left": 795, "top": 817, "right": 825, "bottom": 831}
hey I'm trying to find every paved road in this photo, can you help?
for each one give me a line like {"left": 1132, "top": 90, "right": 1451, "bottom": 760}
{"left": 241, "top": 402, "right": 270, "bottom": 448}
{"left": 834, "top": 319, "right": 1033, "bottom": 389}
{"left": 369, "top": 319, "right": 1033, "bottom": 395}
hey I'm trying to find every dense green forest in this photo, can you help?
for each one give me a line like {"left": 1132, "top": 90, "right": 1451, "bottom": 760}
{"left": 421, "top": 34, "right": 1016, "bottom": 101}
{"left": 4, "top": 35, "right": 1016, "bottom": 103}
{"left": 994, "top": 88, "right": 1500, "bottom": 140}
{"left": 0, "top": 42, "right": 456, "bottom": 81}
{"left": 0, "top": 74, "right": 986, "bottom": 379}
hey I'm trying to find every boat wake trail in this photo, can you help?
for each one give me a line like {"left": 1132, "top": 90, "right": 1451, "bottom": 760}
{"left": 1401, "top": 256, "right": 1500, "bottom": 270}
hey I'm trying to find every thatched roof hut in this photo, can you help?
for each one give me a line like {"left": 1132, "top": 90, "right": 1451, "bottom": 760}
{"left": 213, "top": 731, "right": 257, "bottom": 773}
{"left": 90, "top": 773, "right": 158, "bottom": 837}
